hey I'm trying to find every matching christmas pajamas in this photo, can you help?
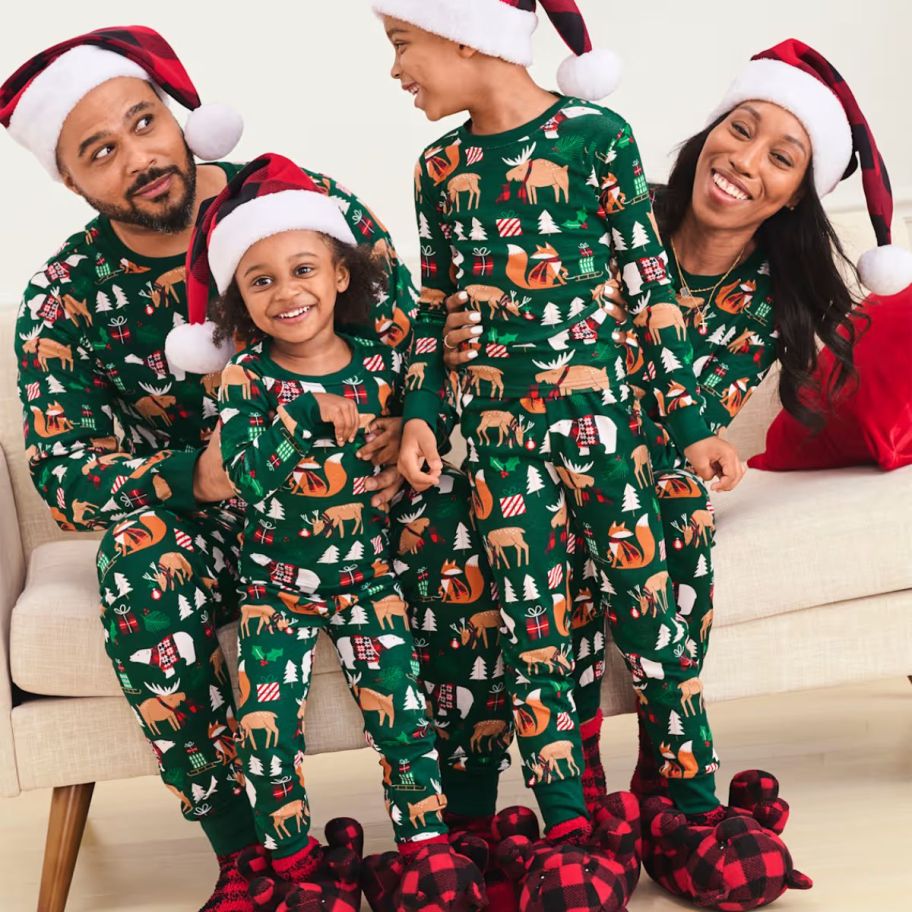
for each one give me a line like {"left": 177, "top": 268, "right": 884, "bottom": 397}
{"left": 217, "top": 338, "right": 448, "bottom": 853}
{"left": 15, "top": 162, "right": 428, "bottom": 853}
{"left": 406, "top": 95, "right": 721, "bottom": 826}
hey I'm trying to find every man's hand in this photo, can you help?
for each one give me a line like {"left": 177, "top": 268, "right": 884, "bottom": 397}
{"left": 364, "top": 464, "right": 405, "bottom": 508}
{"left": 442, "top": 291, "right": 482, "bottom": 369}
{"left": 398, "top": 419, "right": 443, "bottom": 491}
{"left": 193, "top": 425, "right": 236, "bottom": 503}
{"left": 358, "top": 416, "right": 403, "bottom": 467}
{"left": 313, "top": 392, "right": 360, "bottom": 445}
{"left": 684, "top": 435, "right": 746, "bottom": 493}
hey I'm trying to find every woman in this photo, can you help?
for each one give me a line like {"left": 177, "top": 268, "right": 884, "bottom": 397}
{"left": 435, "top": 38, "right": 911, "bottom": 908}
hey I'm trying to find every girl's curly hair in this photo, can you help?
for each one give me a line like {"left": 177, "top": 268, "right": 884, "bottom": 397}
{"left": 210, "top": 234, "right": 386, "bottom": 346}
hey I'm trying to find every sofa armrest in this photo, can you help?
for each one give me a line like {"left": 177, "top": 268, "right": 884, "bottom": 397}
{"left": 0, "top": 445, "right": 25, "bottom": 796}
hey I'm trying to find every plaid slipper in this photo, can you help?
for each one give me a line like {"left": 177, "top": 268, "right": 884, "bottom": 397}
{"left": 642, "top": 772, "right": 812, "bottom": 910}
{"left": 495, "top": 792, "right": 641, "bottom": 912}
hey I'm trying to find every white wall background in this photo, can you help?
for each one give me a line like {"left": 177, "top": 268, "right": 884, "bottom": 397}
{"left": 0, "top": 1, "right": 909, "bottom": 302}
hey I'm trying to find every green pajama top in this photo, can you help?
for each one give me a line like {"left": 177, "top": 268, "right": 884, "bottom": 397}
{"left": 218, "top": 336, "right": 403, "bottom": 602}
{"left": 14, "top": 162, "right": 426, "bottom": 532}
{"left": 406, "top": 95, "right": 712, "bottom": 452}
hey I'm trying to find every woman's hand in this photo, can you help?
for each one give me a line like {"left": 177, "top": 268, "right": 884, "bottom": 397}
{"left": 312, "top": 392, "right": 360, "bottom": 445}
{"left": 358, "top": 416, "right": 403, "bottom": 468}
{"left": 684, "top": 434, "right": 746, "bottom": 493}
{"left": 442, "top": 291, "right": 482, "bottom": 369}
{"left": 398, "top": 418, "right": 443, "bottom": 491}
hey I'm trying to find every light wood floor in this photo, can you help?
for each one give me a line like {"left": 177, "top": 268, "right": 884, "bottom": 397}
{"left": 2, "top": 678, "right": 910, "bottom": 911}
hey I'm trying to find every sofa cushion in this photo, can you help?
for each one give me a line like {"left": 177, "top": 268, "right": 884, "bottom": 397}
{"left": 10, "top": 540, "right": 344, "bottom": 698}
{"left": 711, "top": 464, "right": 912, "bottom": 627}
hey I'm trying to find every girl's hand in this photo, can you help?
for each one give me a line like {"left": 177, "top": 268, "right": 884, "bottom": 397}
{"left": 312, "top": 392, "right": 360, "bottom": 445}
{"left": 398, "top": 418, "right": 443, "bottom": 491}
{"left": 443, "top": 291, "right": 482, "bottom": 369}
{"left": 684, "top": 434, "right": 746, "bottom": 493}
{"left": 358, "top": 416, "right": 403, "bottom": 467}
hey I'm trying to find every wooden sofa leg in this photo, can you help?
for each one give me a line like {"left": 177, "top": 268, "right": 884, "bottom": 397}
{"left": 37, "top": 782, "right": 95, "bottom": 912}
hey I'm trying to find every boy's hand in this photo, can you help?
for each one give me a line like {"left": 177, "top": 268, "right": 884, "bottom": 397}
{"left": 313, "top": 392, "right": 360, "bottom": 445}
{"left": 398, "top": 418, "right": 443, "bottom": 491}
{"left": 684, "top": 435, "right": 746, "bottom": 493}
{"left": 358, "top": 417, "right": 403, "bottom": 467}
{"left": 443, "top": 291, "right": 481, "bottom": 369}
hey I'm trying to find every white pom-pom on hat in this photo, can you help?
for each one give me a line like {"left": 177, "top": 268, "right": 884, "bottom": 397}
{"left": 857, "top": 244, "right": 912, "bottom": 297}
{"left": 165, "top": 321, "right": 234, "bottom": 375}
{"left": 557, "top": 48, "right": 622, "bottom": 101}
{"left": 184, "top": 103, "right": 244, "bottom": 162}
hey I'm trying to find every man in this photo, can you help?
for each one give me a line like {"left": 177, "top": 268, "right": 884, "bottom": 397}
{"left": 2, "top": 26, "right": 409, "bottom": 911}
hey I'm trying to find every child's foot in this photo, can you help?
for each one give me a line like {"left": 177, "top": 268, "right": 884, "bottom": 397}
{"left": 641, "top": 771, "right": 812, "bottom": 910}
{"left": 199, "top": 845, "right": 263, "bottom": 912}
{"left": 629, "top": 714, "right": 669, "bottom": 801}
{"left": 495, "top": 794, "right": 641, "bottom": 912}
{"left": 362, "top": 836, "right": 487, "bottom": 912}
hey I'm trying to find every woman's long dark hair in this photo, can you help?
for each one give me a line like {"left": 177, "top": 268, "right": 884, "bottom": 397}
{"left": 654, "top": 117, "right": 866, "bottom": 429}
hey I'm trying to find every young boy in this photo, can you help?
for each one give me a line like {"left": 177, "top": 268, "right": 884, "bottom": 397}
{"left": 373, "top": 0, "right": 742, "bottom": 887}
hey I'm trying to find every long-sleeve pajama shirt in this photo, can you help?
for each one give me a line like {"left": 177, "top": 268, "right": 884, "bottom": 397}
{"left": 406, "top": 95, "right": 720, "bottom": 827}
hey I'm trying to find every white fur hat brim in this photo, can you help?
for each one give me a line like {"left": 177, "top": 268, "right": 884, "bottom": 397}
{"left": 208, "top": 189, "right": 358, "bottom": 293}
{"left": 708, "top": 58, "right": 853, "bottom": 197}
{"left": 372, "top": 0, "right": 538, "bottom": 65}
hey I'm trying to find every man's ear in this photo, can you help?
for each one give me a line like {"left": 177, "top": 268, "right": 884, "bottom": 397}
{"left": 59, "top": 165, "right": 80, "bottom": 196}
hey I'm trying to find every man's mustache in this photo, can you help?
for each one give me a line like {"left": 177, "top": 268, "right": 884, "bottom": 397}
{"left": 128, "top": 166, "right": 181, "bottom": 198}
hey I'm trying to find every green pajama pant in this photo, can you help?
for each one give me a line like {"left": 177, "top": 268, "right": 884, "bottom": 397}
{"left": 234, "top": 578, "right": 446, "bottom": 855}
{"left": 459, "top": 390, "right": 718, "bottom": 828}
{"left": 390, "top": 465, "right": 514, "bottom": 820}
{"left": 96, "top": 505, "right": 257, "bottom": 855}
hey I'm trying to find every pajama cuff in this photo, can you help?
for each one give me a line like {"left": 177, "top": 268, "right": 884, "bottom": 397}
{"left": 199, "top": 802, "right": 258, "bottom": 856}
{"left": 159, "top": 449, "right": 204, "bottom": 515}
{"left": 667, "top": 773, "right": 720, "bottom": 815}
{"left": 403, "top": 390, "right": 441, "bottom": 432}
{"left": 532, "top": 777, "right": 589, "bottom": 830}
{"left": 441, "top": 768, "right": 500, "bottom": 819}
{"left": 662, "top": 404, "right": 714, "bottom": 453}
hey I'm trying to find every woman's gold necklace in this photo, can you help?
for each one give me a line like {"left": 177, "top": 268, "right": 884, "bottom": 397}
{"left": 670, "top": 238, "right": 746, "bottom": 334}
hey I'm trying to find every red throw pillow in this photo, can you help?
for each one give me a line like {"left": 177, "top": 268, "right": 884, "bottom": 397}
{"left": 749, "top": 287, "right": 912, "bottom": 471}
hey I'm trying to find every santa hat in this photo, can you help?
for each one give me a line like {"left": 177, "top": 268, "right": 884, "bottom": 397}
{"left": 709, "top": 38, "right": 912, "bottom": 297}
{"left": 0, "top": 26, "right": 243, "bottom": 180}
{"left": 371, "top": 0, "right": 622, "bottom": 101}
{"left": 166, "top": 153, "right": 357, "bottom": 374}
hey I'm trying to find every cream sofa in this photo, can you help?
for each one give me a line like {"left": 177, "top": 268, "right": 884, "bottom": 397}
{"left": 2, "top": 214, "right": 911, "bottom": 910}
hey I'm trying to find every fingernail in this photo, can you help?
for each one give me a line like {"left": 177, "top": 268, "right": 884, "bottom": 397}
{"left": 459, "top": 291, "right": 468, "bottom": 301}
{"left": 470, "top": 326, "right": 482, "bottom": 336}
{"left": 467, "top": 350, "right": 478, "bottom": 359}
{"left": 468, "top": 311, "right": 481, "bottom": 322}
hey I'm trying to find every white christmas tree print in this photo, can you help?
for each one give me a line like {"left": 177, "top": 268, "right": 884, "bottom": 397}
{"left": 622, "top": 484, "right": 640, "bottom": 513}
{"left": 568, "top": 296, "right": 586, "bottom": 319}
{"left": 527, "top": 466, "right": 545, "bottom": 496}
{"left": 493, "top": 654, "right": 505, "bottom": 678}
{"left": 593, "top": 631, "right": 605, "bottom": 654}
{"left": 611, "top": 227, "right": 627, "bottom": 251}
{"left": 522, "top": 575, "right": 540, "bottom": 601}
{"left": 263, "top": 834, "right": 278, "bottom": 851}
{"left": 630, "top": 221, "right": 650, "bottom": 249}
{"left": 538, "top": 210, "right": 562, "bottom": 235}
{"left": 454, "top": 221, "right": 466, "bottom": 240}
{"left": 404, "top": 687, "right": 422, "bottom": 711}
{"left": 284, "top": 660, "right": 298, "bottom": 684}
{"left": 46, "top": 374, "right": 66, "bottom": 394}
{"left": 344, "top": 541, "right": 364, "bottom": 562}
{"left": 178, "top": 594, "right": 193, "bottom": 621}
{"left": 248, "top": 756, "right": 264, "bottom": 776}
{"left": 194, "top": 588, "right": 207, "bottom": 610}
{"left": 349, "top": 603, "right": 370, "bottom": 626}
{"left": 656, "top": 625, "right": 671, "bottom": 650}
{"left": 541, "top": 301, "right": 562, "bottom": 326}
{"left": 268, "top": 499, "right": 285, "bottom": 521}
{"left": 422, "top": 608, "right": 437, "bottom": 632}
{"left": 114, "top": 573, "right": 132, "bottom": 597}
{"left": 470, "top": 218, "right": 488, "bottom": 241}
{"left": 694, "top": 554, "right": 709, "bottom": 578}
{"left": 209, "top": 685, "right": 224, "bottom": 711}
{"left": 467, "top": 439, "right": 479, "bottom": 464}
{"left": 269, "top": 755, "right": 282, "bottom": 778}
{"left": 577, "top": 637, "right": 591, "bottom": 660}
{"left": 668, "top": 710, "right": 685, "bottom": 736}
{"left": 95, "top": 290, "right": 113, "bottom": 312}
{"left": 586, "top": 166, "right": 599, "bottom": 188}
{"left": 502, "top": 578, "right": 517, "bottom": 603}
{"left": 470, "top": 656, "right": 488, "bottom": 681}
{"left": 418, "top": 212, "right": 433, "bottom": 240}
{"left": 318, "top": 545, "right": 340, "bottom": 564}
{"left": 454, "top": 523, "right": 472, "bottom": 551}
{"left": 661, "top": 348, "right": 683, "bottom": 373}
{"left": 708, "top": 325, "right": 736, "bottom": 347}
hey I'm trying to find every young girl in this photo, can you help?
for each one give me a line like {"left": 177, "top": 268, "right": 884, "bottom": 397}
{"left": 185, "top": 153, "right": 485, "bottom": 909}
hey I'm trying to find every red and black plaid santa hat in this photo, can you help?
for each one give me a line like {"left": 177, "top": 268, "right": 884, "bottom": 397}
{"left": 166, "top": 152, "right": 357, "bottom": 374}
{"left": 709, "top": 39, "right": 912, "bottom": 296}
{"left": 371, "top": 0, "right": 621, "bottom": 101}
{"left": 0, "top": 26, "right": 242, "bottom": 180}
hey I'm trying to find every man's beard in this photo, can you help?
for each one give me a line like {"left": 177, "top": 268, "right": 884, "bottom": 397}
{"left": 83, "top": 144, "right": 198, "bottom": 234}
